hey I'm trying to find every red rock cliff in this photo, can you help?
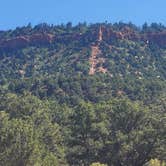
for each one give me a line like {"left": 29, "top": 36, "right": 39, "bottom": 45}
{"left": 0, "top": 33, "right": 54, "bottom": 50}
{"left": 1, "top": 28, "right": 166, "bottom": 50}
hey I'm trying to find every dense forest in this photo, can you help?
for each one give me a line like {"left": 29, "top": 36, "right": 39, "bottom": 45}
{"left": 0, "top": 22, "right": 165, "bottom": 166}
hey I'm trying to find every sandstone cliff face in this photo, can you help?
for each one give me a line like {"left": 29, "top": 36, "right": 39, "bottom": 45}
{"left": 0, "top": 33, "right": 54, "bottom": 50}
{"left": 1, "top": 27, "right": 166, "bottom": 50}
{"left": 101, "top": 27, "right": 123, "bottom": 42}
{"left": 146, "top": 31, "right": 166, "bottom": 47}
{"left": 29, "top": 33, "right": 54, "bottom": 45}
{"left": 97, "top": 26, "right": 140, "bottom": 43}
{"left": 120, "top": 26, "right": 140, "bottom": 40}
{"left": 0, "top": 36, "right": 29, "bottom": 49}
{"left": 101, "top": 26, "right": 166, "bottom": 47}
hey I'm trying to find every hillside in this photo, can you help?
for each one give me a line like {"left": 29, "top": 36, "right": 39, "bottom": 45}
{"left": 0, "top": 22, "right": 166, "bottom": 166}
{"left": 0, "top": 22, "right": 166, "bottom": 104}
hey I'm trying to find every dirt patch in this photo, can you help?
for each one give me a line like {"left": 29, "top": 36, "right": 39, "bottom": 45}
{"left": 88, "top": 27, "right": 108, "bottom": 75}
{"left": 89, "top": 45, "right": 107, "bottom": 75}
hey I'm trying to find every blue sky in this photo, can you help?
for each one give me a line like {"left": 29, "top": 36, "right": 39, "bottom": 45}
{"left": 0, "top": 0, "right": 166, "bottom": 30}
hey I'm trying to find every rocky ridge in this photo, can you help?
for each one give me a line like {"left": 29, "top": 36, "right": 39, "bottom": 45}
{"left": 1, "top": 26, "right": 166, "bottom": 50}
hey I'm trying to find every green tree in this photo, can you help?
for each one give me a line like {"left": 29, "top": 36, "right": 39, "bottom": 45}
{"left": 66, "top": 101, "right": 110, "bottom": 165}
{"left": 97, "top": 99, "right": 164, "bottom": 166}
{"left": 0, "top": 93, "right": 68, "bottom": 166}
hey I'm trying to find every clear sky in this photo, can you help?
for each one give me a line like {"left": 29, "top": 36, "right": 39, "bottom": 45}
{"left": 0, "top": 0, "right": 166, "bottom": 30}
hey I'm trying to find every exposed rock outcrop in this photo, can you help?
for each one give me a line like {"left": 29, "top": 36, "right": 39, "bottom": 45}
{"left": 0, "top": 33, "right": 54, "bottom": 50}
{"left": 1, "top": 26, "right": 166, "bottom": 50}
{"left": 0, "top": 36, "right": 29, "bottom": 49}
{"left": 146, "top": 31, "right": 166, "bottom": 47}
{"left": 100, "top": 26, "right": 140, "bottom": 42}
{"left": 29, "top": 33, "right": 54, "bottom": 45}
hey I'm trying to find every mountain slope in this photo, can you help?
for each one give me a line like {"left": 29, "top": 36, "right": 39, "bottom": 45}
{"left": 0, "top": 22, "right": 166, "bottom": 166}
{"left": 0, "top": 23, "right": 166, "bottom": 104}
